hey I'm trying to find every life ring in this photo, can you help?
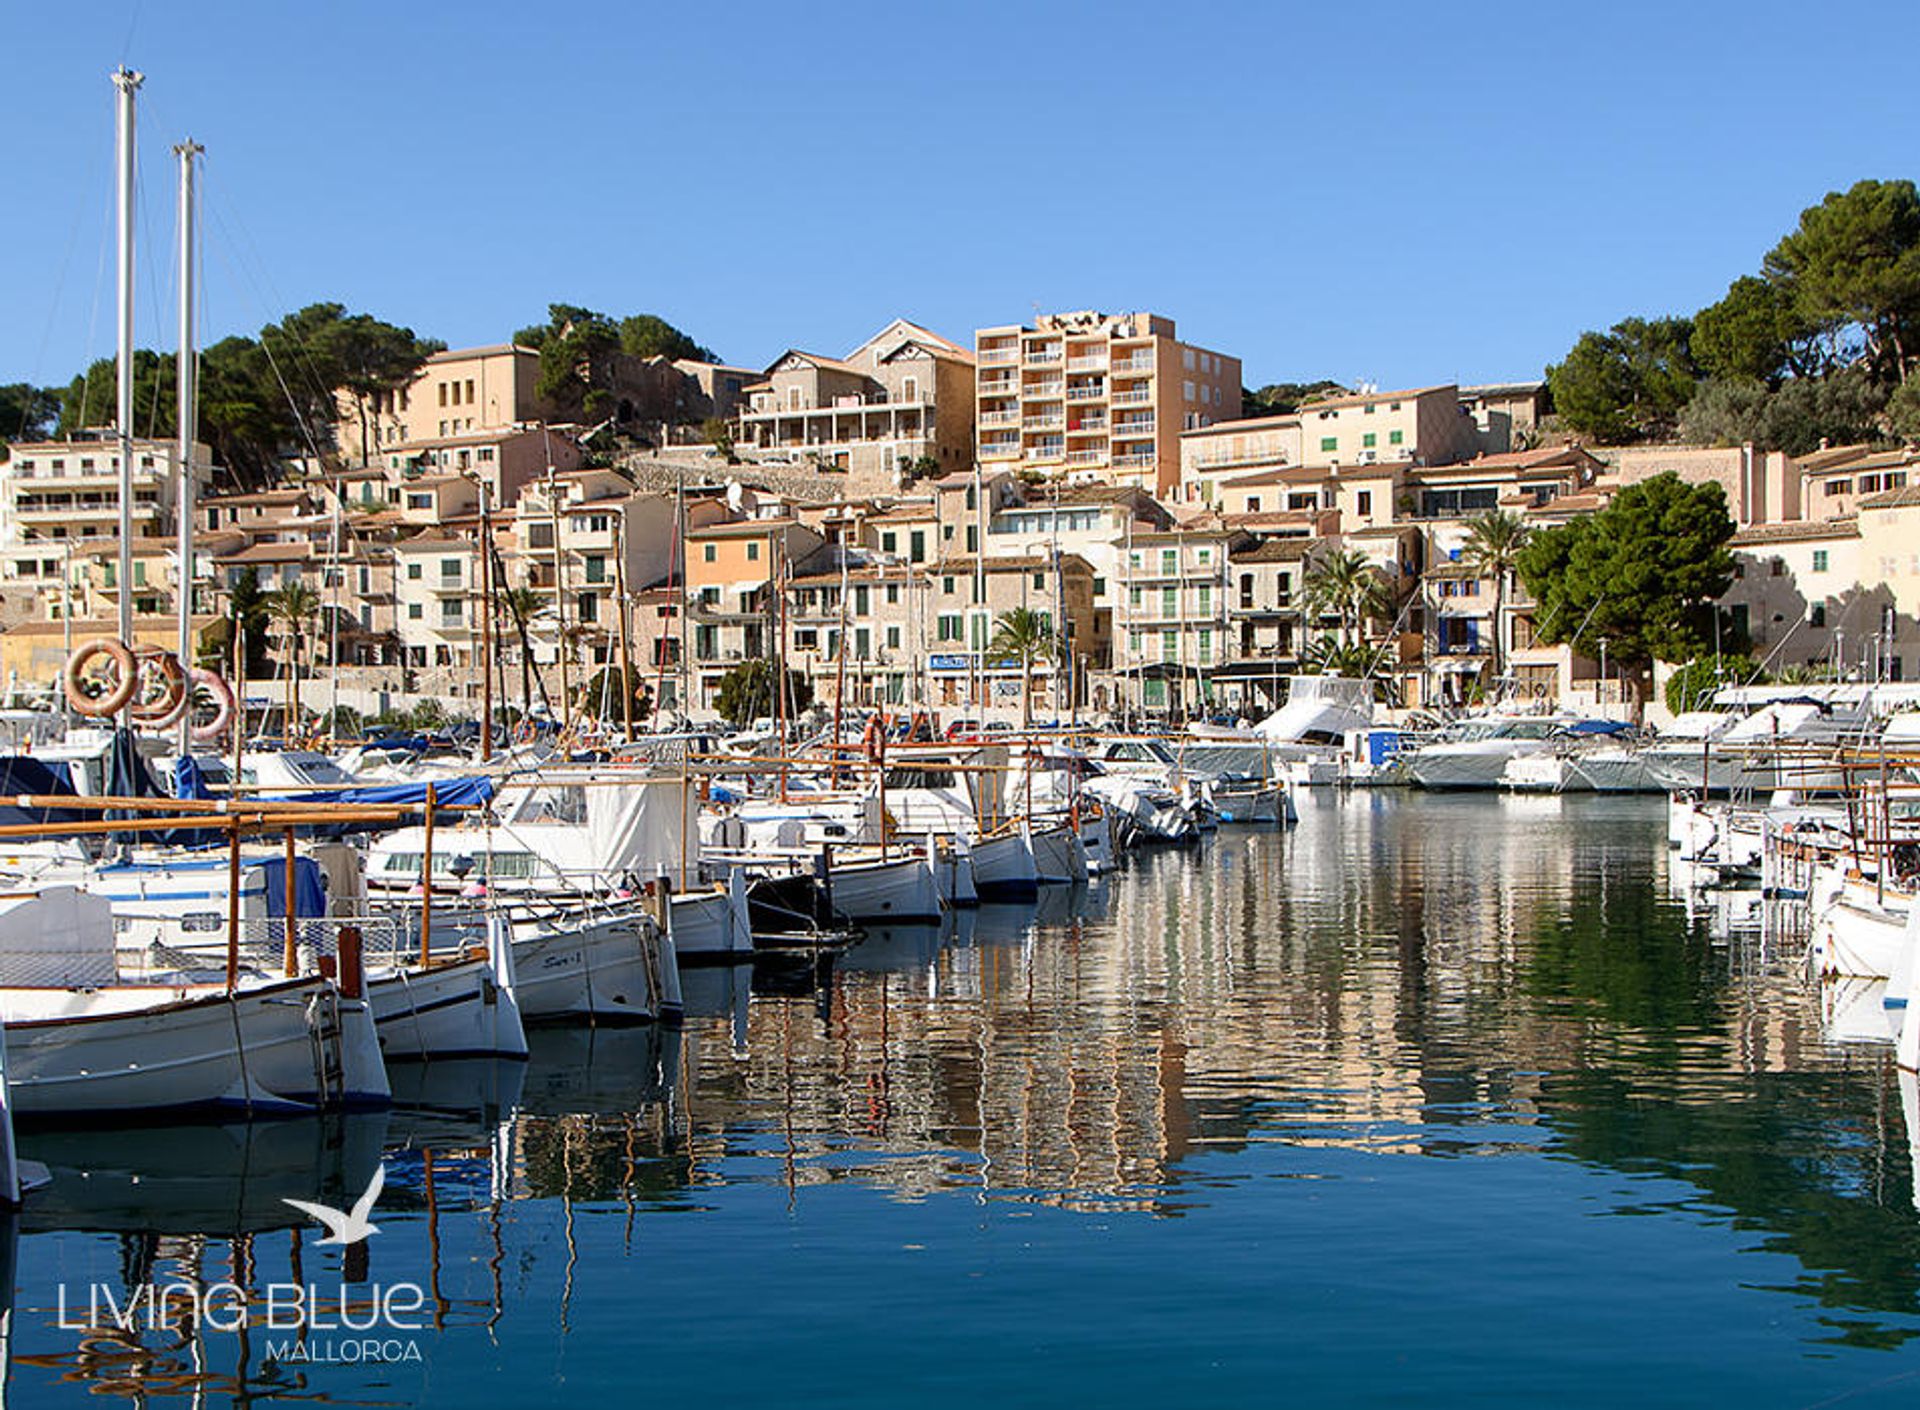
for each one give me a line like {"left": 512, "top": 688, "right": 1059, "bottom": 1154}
{"left": 862, "top": 714, "right": 883, "bottom": 765}
{"left": 65, "top": 637, "right": 138, "bottom": 717}
{"left": 130, "top": 647, "right": 188, "bottom": 724}
{"left": 188, "top": 668, "right": 236, "bottom": 744}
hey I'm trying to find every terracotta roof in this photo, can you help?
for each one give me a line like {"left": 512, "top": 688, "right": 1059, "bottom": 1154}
{"left": 931, "top": 553, "right": 1093, "bottom": 575}
{"left": 1231, "top": 538, "right": 1315, "bottom": 563}
{"left": 1447, "top": 445, "right": 1599, "bottom": 473}
{"left": 1179, "top": 412, "right": 1301, "bottom": 438}
{"left": 211, "top": 542, "right": 316, "bottom": 565}
{"left": 1297, "top": 384, "right": 1455, "bottom": 413}
{"left": 768, "top": 350, "right": 870, "bottom": 378}
{"left": 1795, "top": 443, "right": 1875, "bottom": 472}
{"left": 1730, "top": 517, "right": 1861, "bottom": 544}
{"left": 205, "top": 489, "right": 309, "bottom": 506}
{"left": 687, "top": 518, "right": 802, "bottom": 538}
{"left": 424, "top": 344, "right": 533, "bottom": 364}
{"left": 1857, "top": 485, "right": 1920, "bottom": 510}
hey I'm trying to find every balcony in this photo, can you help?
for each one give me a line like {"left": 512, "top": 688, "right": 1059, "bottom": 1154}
{"left": 1067, "top": 418, "right": 1107, "bottom": 435}
{"left": 1066, "top": 383, "right": 1106, "bottom": 402}
{"left": 978, "top": 374, "right": 1017, "bottom": 394}
{"left": 1114, "top": 417, "right": 1156, "bottom": 436}
{"left": 1066, "top": 449, "right": 1107, "bottom": 465}
{"left": 1022, "top": 380, "right": 1065, "bottom": 399}
{"left": 1024, "top": 443, "right": 1065, "bottom": 462}
{"left": 981, "top": 440, "right": 1020, "bottom": 459}
{"left": 1023, "top": 413, "right": 1065, "bottom": 431}
{"left": 1024, "top": 345, "right": 1064, "bottom": 365}
{"left": 1113, "top": 356, "right": 1155, "bottom": 374}
{"left": 1066, "top": 355, "right": 1108, "bottom": 372}
{"left": 978, "top": 346, "right": 1019, "bottom": 366}
{"left": 980, "top": 410, "right": 1020, "bottom": 428}
{"left": 1114, "top": 452, "right": 1156, "bottom": 469}
{"left": 1112, "top": 388, "right": 1153, "bottom": 406}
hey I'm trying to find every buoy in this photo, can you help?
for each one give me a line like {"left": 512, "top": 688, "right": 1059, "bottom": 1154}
{"left": 64, "top": 637, "right": 138, "bottom": 717}
{"left": 187, "top": 668, "right": 236, "bottom": 744}
{"left": 129, "top": 647, "right": 188, "bottom": 725}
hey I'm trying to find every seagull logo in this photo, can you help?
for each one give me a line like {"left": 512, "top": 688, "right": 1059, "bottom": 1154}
{"left": 283, "top": 1164, "right": 386, "bottom": 1246}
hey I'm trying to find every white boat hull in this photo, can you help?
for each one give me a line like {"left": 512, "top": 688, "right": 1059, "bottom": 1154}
{"left": 1, "top": 976, "right": 390, "bottom": 1119}
{"left": 511, "top": 912, "right": 679, "bottom": 1025}
{"left": 820, "top": 853, "right": 943, "bottom": 924}
{"left": 972, "top": 831, "right": 1039, "bottom": 902}
{"left": 368, "top": 955, "right": 527, "bottom": 1061}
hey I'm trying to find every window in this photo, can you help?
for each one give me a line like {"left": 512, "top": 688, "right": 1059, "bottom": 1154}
{"left": 1389, "top": 430, "right": 1404, "bottom": 446}
{"left": 966, "top": 525, "right": 978, "bottom": 553}
{"left": 887, "top": 626, "right": 901, "bottom": 650}
{"left": 1130, "top": 586, "right": 1143, "bottom": 608}
{"left": 1092, "top": 576, "right": 1105, "bottom": 596}
{"left": 1162, "top": 630, "right": 1177, "bottom": 659}
{"left": 937, "top": 613, "right": 963, "bottom": 641}
{"left": 1198, "top": 628, "right": 1212, "bottom": 663}
{"left": 910, "top": 531, "right": 926, "bottom": 563}
{"left": 854, "top": 585, "right": 869, "bottom": 616}
{"left": 746, "top": 541, "right": 760, "bottom": 562}
{"left": 1320, "top": 436, "right": 1338, "bottom": 453}
{"left": 1812, "top": 549, "right": 1829, "bottom": 572}
{"left": 1811, "top": 603, "right": 1827, "bottom": 628}
{"left": 1197, "top": 548, "right": 1211, "bottom": 565}
{"left": 1161, "top": 549, "right": 1176, "bottom": 575}
{"left": 1162, "top": 586, "right": 1177, "bottom": 617}
{"left": 438, "top": 383, "right": 448, "bottom": 407}
{"left": 441, "top": 599, "right": 462, "bottom": 623}
{"left": 1357, "top": 491, "right": 1373, "bottom": 516}
{"left": 943, "top": 575, "right": 956, "bottom": 595}
{"left": 441, "top": 559, "right": 461, "bottom": 581}
{"left": 1032, "top": 572, "right": 1045, "bottom": 590}
{"left": 1825, "top": 480, "right": 1852, "bottom": 497}
{"left": 578, "top": 593, "right": 597, "bottom": 623}
{"left": 703, "top": 544, "right": 717, "bottom": 563}
{"left": 1198, "top": 584, "right": 1212, "bottom": 613}
{"left": 584, "top": 556, "right": 606, "bottom": 584}
{"left": 406, "top": 563, "right": 423, "bottom": 580}
{"left": 881, "top": 531, "right": 897, "bottom": 554}
{"left": 1183, "top": 380, "right": 1196, "bottom": 401}
{"left": 465, "top": 379, "right": 475, "bottom": 404}
{"left": 886, "top": 584, "right": 900, "bottom": 605}
{"left": 1361, "top": 432, "right": 1377, "bottom": 448}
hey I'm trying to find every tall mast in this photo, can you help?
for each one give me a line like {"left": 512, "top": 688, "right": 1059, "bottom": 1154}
{"left": 174, "top": 136, "right": 201, "bottom": 755}
{"left": 113, "top": 66, "right": 143, "bottom": 704}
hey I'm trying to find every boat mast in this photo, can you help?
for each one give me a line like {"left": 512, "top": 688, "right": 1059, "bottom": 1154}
{"left": 113, "top": 66, "right": 143, "bottom": 713}
{"left": 174, "top": 136, "right": 201, "bottom": 756}
{"left": 478, "top": 477, "right": 494, "bottom": 760}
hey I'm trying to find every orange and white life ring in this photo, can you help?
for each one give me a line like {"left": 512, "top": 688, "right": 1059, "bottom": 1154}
{"left": 862, "top": 714, "right": 883, "bottom": 765}
{"left": 188, "top": 668, "right": 237, "bottom": 744}
{"left": 64, "top": 637, "right": 138, "bottom": 717}
{"left": 129, "top": 647, "right": 188, "bottom": 724}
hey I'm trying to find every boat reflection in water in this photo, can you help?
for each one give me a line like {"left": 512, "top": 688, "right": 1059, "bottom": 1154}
{"left": 11, "top": 793, "right": 1920, "bottom": 1404}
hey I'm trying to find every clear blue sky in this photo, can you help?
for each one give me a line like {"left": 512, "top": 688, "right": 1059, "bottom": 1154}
{"left": 7, "top": 0, "right": 1918, "bottom": 395}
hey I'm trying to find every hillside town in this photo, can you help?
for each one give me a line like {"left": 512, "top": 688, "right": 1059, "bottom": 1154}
{"left": 2, "top": 308, "right": 1913, "bottom": 729}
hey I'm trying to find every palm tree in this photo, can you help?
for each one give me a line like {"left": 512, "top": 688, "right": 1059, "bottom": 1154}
{"left": 265, "top": 580, "right": 322, "bottom": 732}
{"left": 1458, "top": 509, "right": 1530, "bottom": 684}
{"left": 986, "top": 606, "right": 1062, "bottom": 732}
{"left": 500, "top": 585, "right": 552, "bottom": 716}
{"left": 1302, "top": 548, "right": 1388, "bottom": 651}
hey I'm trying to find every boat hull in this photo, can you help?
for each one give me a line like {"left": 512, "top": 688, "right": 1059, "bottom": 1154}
{"left": 368, "top": 955, "right": 527, "bottom": 1061}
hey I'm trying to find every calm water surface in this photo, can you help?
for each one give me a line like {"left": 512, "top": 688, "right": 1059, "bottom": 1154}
{"left": 10, "top": 792, "right": 1920, "bottom": 1406}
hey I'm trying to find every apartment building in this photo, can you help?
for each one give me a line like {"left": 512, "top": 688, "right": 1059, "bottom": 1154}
{"left": 339, "top": 345, "right": 546, "bottom": 463}
{"left": 737, "top": 319, "right": 976, "bottom": 488}
{"left": 1177, "top": 415, "right": 1304, "bottom": 508}
{"left": 1218, "top": 537, "right": 1314, "bottom": 706}
{"left": 925, "top": 553, "right": 1096, "bottom": 716}
{"left": 1110, "top": 527, "right": 1241, "bottom": 714}
{"left": 786, "top": 561, "right": 933, "bottom": 708}
{"left": 507, "top": 471, "right": 688, "bottom": 673}
{"left": 1855, "top": 486, "right": 1920, "bottom": 682}
{"left": 392, "top": 529, "right": 485, "bottom": 677}
{"left": 1459, "top": 381, "right": 1549, "bottom": 454}
{"left": 0, "top": 433, "right": 214, "bottom": 590}
{"left": 376, "top": 425, "right": 583, "bottom": 509}
{"left": 988, "top": 485, "right": 1169, "bottom": 667}
{"left": 975, "top": 310, "right": 1240, "bottom": 498}
{"left": 1296, "top": 384, "right": 1479, "bottom": 471}
{"left": 685, "top": 518, "right": 827, "bottom": 708}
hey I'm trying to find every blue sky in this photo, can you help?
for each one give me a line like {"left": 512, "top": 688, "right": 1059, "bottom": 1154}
{"left": 6, "top": 0, "right": 1918, "bottom": 395}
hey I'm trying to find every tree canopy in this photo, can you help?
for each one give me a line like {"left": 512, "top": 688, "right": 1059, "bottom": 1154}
{"left": 1515, "top": 473, "right": 1739, "bottom": 671}
{"left": 48, "top": 302, "right": 440, "bottom": 489}
{"left": 1763, "top": 178, "right": 1920, "bottom": 383}
{"left": 1243, "top": 380, "right": 1347, "bottom": 418}
{"left": 515, "top": 304, "right": 716, "bottom": 423}
{"left": 713, "top": 657, "right": 812, "bottom": 728}
{"left": 0, "top": 383, "right": 61, "bottom": 444}
{"left": 1545, "top": 317, "right": 1698, "bottom": 443}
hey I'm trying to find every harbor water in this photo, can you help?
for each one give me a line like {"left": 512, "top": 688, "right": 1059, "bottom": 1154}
{"left": 9, "top": 790, "right": 1920, "bottom": 1405}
